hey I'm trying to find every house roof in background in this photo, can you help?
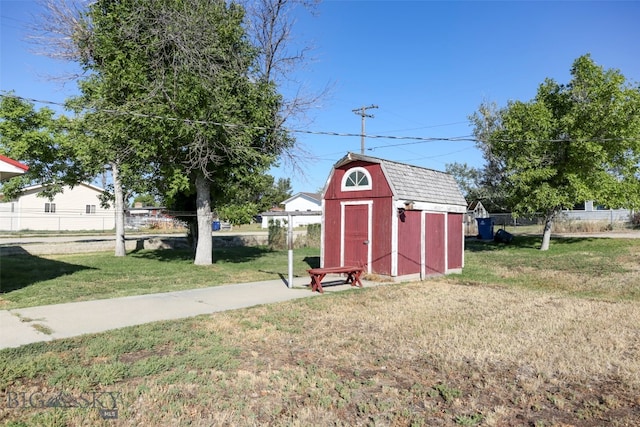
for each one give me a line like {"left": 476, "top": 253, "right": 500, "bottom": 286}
{"left": 334, "top": 152, "right": 467, "bottom": 207}
{"left": 0, "top": 155, "right": 29, "bottom": 181}
{"left": 20, "top": 182, "right": 108, "bottom": 194}
{"left": 281, "top": 192, "right": 322, "bottom": 205}
{"left": 467, "top": 200, "right": 485, "bottom": 210}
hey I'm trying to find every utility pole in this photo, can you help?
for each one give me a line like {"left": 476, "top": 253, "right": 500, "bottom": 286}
{"left": 352, "top": 104, "right": 378, "bottom": 154}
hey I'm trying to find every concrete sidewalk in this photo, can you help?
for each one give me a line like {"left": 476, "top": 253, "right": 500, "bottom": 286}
{"left": 1, "top": 276, "right": 369, "bottom": 350}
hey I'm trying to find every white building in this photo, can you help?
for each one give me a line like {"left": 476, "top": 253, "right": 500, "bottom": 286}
{"left": 260, "top": 192, "right": 322, "bottom": 228}
{"left": 561, "top": 200, "right": 632, "bottom": 222}
{"left": 0, "top": 183, "right": 116, "bottom": 231}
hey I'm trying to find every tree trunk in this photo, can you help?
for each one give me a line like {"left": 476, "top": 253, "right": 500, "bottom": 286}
{"left": 540, "top": 213, "right": 554, "bottom": 251}
{"left": 187, "top": 220, "right": 198, "bottom": 253}
{"left": 112, "top": 162, "right": 127, "bottom": 257}
{"left": 194, "top": 174, "right": 213, "bottom": 265}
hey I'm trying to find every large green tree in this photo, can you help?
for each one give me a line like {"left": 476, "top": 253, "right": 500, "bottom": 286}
{"left": 0, "top": 93, "right": 93, "bottom": 198}
{"left": 64, "top": 0, "right": 293, "bottom": 263}
{"left": 146, "top": 0, "right": 289, "bottom": 265}
{"left": 213, "top": 175, "right": 291, "bottom": 225}
{"left": 33, "top": 0, "right": 318, "bottom": 262}
{"left": 471, "top": 55, "right": 640, "bottom": 250}
{"left": 445, "top": 162, "right": 509, "bottom": 213}
{"left": 67, "top": 0, "right": 162, "bottom": 256}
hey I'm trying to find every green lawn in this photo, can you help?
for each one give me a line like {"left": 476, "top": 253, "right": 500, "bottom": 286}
{"left": 448, "top": 235, "right": 640, "bottom": 301}
{"left": 0, "top": 246, "right": 320, "bottom": 309}
{"left": 2, "top": 235, "right": 639, "bottom": 310}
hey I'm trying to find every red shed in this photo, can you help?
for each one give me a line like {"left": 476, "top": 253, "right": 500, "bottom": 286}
{"left": 321, "top": 153, "right": 467, "bottom": 280}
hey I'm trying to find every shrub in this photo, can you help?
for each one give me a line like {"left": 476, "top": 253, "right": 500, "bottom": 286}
{"left": 552, "top": 219, "right": 613, "bottom": 233}
{"left": 306, "top": 223, "right": 321, "bottom": 247}
{"left": 268, "top": 219, "right": 287, "bottom": 249}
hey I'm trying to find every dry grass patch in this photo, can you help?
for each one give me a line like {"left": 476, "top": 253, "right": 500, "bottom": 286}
{"left": 185, "top": 283, "right": 640, "bottom": 425}
{"left": 3, "top": 281, "right": 640, "bottom": 426}
{"left": 552, "top": 220, "right": 611, "bottom": 233}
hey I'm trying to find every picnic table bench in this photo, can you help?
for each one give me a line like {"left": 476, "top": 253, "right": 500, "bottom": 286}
{"left": 307, "top": 266, "right": 365, "bottom": 293}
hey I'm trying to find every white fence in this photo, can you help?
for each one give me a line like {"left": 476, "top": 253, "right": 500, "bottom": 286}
{"left": 490, "top": 209, "right": 633, "bottom": 226}
{"left": 0, "top": 213, "right": 116, "bottom": 232}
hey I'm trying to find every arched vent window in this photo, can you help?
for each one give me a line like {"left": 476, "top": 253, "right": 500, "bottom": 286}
{"left": 341, "top": 167, "right": 372, "bottom": 191}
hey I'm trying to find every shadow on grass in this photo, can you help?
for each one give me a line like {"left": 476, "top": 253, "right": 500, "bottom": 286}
{"left": 552, "top": 237, "right": 600, "bottom": 245}
{"left": 0, "top": 247, "right": 96, "bottom": 293}
{"left": 129, "top": 248, "right": 195, "bottom": 262}
{"left": 465, "top": 235, "right": 598, "bottom": 252}
{"left": 465, "top": 236, "right": 538, "bottom": 252}
{"left": 128, "top": 245, "right": 275, "bottom": 263}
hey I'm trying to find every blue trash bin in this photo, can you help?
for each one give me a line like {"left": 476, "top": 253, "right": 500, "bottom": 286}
{"left": 212, "top": 221, "right": 221, "bottom": 231}
{"left": 476, "top": 218, "right": 494, "bottom": 240}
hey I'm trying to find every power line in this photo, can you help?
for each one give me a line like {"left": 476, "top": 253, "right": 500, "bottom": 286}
{"left": 0, "top": 94, "right": 474, "bottom": 144}
{"left": 3, "top": 93, "right": 639, "bottom": 146}
{"left": 367, "top": 135, "right": 476, "bottom": 151}
{"left": 416, "top": 146, "right": 477, "bottom": 160}
{"left": 375, "top": 120, "right": 472, "bottom": 135}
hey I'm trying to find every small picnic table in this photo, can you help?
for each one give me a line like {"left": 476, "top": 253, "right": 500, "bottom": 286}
{"left": 307, "top": 266, "right": 364, "bottom": 293}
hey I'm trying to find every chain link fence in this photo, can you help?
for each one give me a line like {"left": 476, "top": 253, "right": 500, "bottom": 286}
{"left": 466, "top": 208, "right": 635, "bottom": 236}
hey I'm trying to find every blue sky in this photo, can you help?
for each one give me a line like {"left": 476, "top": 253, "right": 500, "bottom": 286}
{"left": 2, "top": 1, "right": 640, "bottom": 194}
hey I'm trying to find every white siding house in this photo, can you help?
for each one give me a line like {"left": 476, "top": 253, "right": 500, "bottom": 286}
{"left": 0, "top": 183, "right": 115, "bottom": 231}
{"left": 561, "top": 200, "right": 633, "bottom": 222}
{"left": 260, "top": 192, "right": 322, "bottom": 228}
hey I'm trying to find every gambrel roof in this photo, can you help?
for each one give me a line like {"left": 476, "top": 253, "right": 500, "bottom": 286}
{"left": 333, "top": 153, "right": 467, "bottom": 207}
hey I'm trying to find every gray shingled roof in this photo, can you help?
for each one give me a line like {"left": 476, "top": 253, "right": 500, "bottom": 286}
{"left": 335, "top": 153, "right": 467, "bottom": 207}
{"left": 300, "top": 192, "right": 322, "bottom": 202}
